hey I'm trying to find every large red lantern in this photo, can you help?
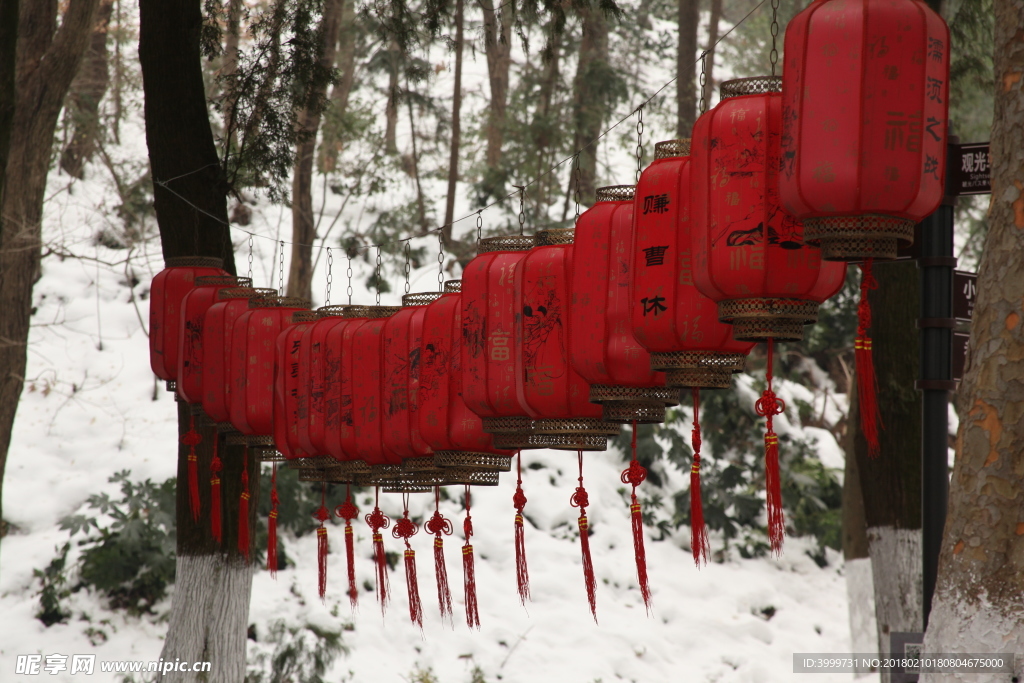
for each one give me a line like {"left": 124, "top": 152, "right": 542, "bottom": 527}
{"left": 631, "top": 140, "right": 755, "bottom": 388}
{"left": 461, "top": 235, "right": 537, "bottom": 448}
{"left": 347, "top": 306, "right": 403, "bottom": 469}
{"left": 780, "top": 0, "right": 950, "bottom": 261}
{"left": 229, "top": 296, "right": 311, "bottom": 443}
{"left": 273, "top": 311, "right": 318, "bottom": 460}
{"left": 150, "top": 257, "right": 226, "bottom": 388}
{"left": 297, "top": 306, "right": 349, "bottom": 457}
{"left": 517, "top": 229, "right": 618, "bottom": 451}
{"left": 176, "top": 275, "right": 250, "bottom": 405}
{"left": 202, "top": 286, "right": 276, "bottom": 424}
{"left": 570, "top": 185, "right": 679, "bottom": 423}
{"left": 690, "top": 78, "right": 847, "bottom": 342}
{"left": 323, "top": 306, "right": 371, "bottom": 474}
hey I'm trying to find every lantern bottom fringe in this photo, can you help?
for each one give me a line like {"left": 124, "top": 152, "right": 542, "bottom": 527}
{"left": 433, "top": 451, "right": 513, "bottom": 472}
{"left": 404, "top": 548, "right": 423, "bottom": 628}
{"left": 317, "top": 526, "right": 328, "bottom": 600}
{"left": 665, "top": 366, "right": 733, "bottom": 389}
{"left": 578, "top": 513, "right": 598, "bottom": 622}
{"left": 463, "top": 543, "right": 480, "bottom": 629}
{"left": 345, "top": 524, "right": 358, "bottom": 609}
{"left": 433, "top": 537, "right": 454, "bottom": 622}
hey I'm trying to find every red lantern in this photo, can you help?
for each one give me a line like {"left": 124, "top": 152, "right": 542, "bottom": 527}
{"left": 690, "top": 78, "right": 847, "bottom": 342}
{"left": 517, "top": 229, "right": 618, "bottom": 451}
{"left": 273, "top": 311, "right": 319, "bottom": 460}
{"left": 569, "top": 185, "right": 679, "bottom": 423}
{"left": 631, "top": 140, "right": 755, "bottom": 387}
{"left": 201, "top": 286, "right": 276, "bottom": 424}
{"left": 419, "top": 281, "right": 512, "bottom": 469}
{"left": 297, "top": 306, "right": 349, "bottom": 457}
{"left": 461, "top": 235, "right": 537, "bottom": 447}
{"left": 324, "top": 307, "right": 371, "bottom": 473}
{"left": 150, "top": 257, "right": 226, "bottom": 388}
{"left": 229, "top": 296, "right": 311, "bottom": 442}
{"left": 780, "top": 0, "right": 950, "bottom": 260}
{"left": 347, "top": 306, "right": 403, "bottom": 468}
{"left": 176, "top": 275, "right": 250, "bottom": 405}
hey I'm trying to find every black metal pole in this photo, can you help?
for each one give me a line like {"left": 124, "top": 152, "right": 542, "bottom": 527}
{"left": 918, "top": 135, "right": 958, "bottom": 629}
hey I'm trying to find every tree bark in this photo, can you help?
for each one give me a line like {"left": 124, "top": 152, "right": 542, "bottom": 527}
{"left": 704, "top": 0, "right": 722, "bottom": 112}
{"left": 480, "top": 0, "right": 511, "bottom": 171}
{"left": 384, "top": 38, "right": 400, "bottom": 155}
{"left": 139, "top": 1, "right": 257, "bottom": 679}
{"left": 60, "top": 0, "right": 114, "bottom": 179}
{"left": 0, "top": 0, "right": 99, "bottom": 555}
{"left": 854, "top": 261, "right": 923, "bottom": 680}
{"left": 406, "top": 79, "right": 428, "bottom": 233}
{"left": 570, "top": 4, "right": 609, "bottom": 205}
{"left": 676, "top": 0, "right": 699, "bottom": 136}
{"left": 921, "top": 0, "right": 1024, "bottom": 677}
{"left": 442, "top": 0, "right": 464, "bottom": 241}
{"left": 320, "top": 0, "right": 357, "bottom": 173}
{"left": 286, "top": 0, "right": 343, "bottom": 302}
{"left": 221, "top": 0, "right": 242, "bottom": 141}
{"left": 532, "top": 27, "right": 561, "bottom": 214}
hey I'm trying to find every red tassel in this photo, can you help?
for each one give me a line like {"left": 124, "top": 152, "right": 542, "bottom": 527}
{"left": 335, "top": 489, "right": 359, "bottom": 610}
{"left": 365, "top": 488, "right": 391, "bottom": 612}
{"left": 755, "top": 340, "right": 786, "bottom": 556}
{"left": 237, "top": 449, "right": 250, "bottom": 558}
{"left": 267, "top": 465, "right": 279, "bottom": 577}
{"left": 209, "top": 435, "right": 222, "bottom": 543}
{"left": 512, "top": 451, "right": 530, "bottom": 604}
{"left": 690, "top": 388, "right": 709, "bottom": 566}
{"left": 392, "top": 497, "right": 422, "bottom": 628}
{"left": 182, "top": 415, "right": 202, "bottom": 523}
{"left": 425, "top": 488, "right": 454, "bottom": 622}
{"left": 856, "top": 259, "right": 882, "bottom": 458}
{"left": 463, "top": 486, "right": 480, "bottom": 629}
{"left": 572, "top": 452, "right": 597, "bottom": 622}
{"left": 620, "top": 424, "right": 651, "bottom": 612}
{"left": 314, "top": 484, "right": 330, "bottom": 600}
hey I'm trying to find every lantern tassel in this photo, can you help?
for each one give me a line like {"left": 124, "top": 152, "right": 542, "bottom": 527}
{"left": 512, "top": 451, "right": 530, "bottom": 604}
{"left": 690, "top": 388, "right": 710, "bottom": 566}
{"left": 572, "top": 452, "right": 597, "bottom": 622}
{"left": 237, "top": 448, "right": 250, "bottom": 558}
{"left": 209, "top": 435, "right": 222, "bottom": 543}
{"left": 334, "top": 488, "right": 360, "bottom": 610}
{"left": 463, "top": 486, "right": 480, "bottom": 629}
{"left": 856, "top": 259, "right": 882, "bottom": 458}
{"left": 620, "top": 424, "right": 651, "bottom": 612}
{"left": 183, "top": 414, "right": 202, "bottom": 523}
{"left": 314, "top": 484, "right": 330, "bottom": 601}
{"left": 365, "top": 488, "right": 391, "bottom": 612}
{"left": 425, "top": 488, "right": 454, "bottom": 623}
{"left": 392, "top": 496, "right": 422, "bottom": 628}
{"left": 755, "top": 340, "right": 786, "bottom": 556}
{"left": 267, "top": 464, "right": 279, "bottom": 577}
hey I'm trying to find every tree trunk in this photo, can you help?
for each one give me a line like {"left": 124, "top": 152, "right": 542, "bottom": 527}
{"left": 480, "top": 0, "right": 511, "bottom": 170}
{"left": 222, "top": 0, "right": 242, "bottom": 141}
{"left": 384, "top": 38, "right": 400, "bottom": 155}
{"left": 406, "top": 80, "right": 428, "bottom": 233}
{"left": 138, "top": 1, "right": 257, "bottom": 679}
{"left": 286, "top": 0, "right": 343, "bottom": 302}
{"left": 570, "top": 4, "right": 609, "bottom": 206}
{"left": 532, "top": 25, "right": 561, "bottom": 214}
{"left": 676, "top": 0, "right": 699, "bottom": 136}
{"left": 921, "top": 0, "right": 1024, "bottom": 677}
{"left": 60, "top": 0, "right": 114, "bottom": 179}
{"left": 320, "top": 0, "right": 357, "bottom": 173}
{"left": 854, "top": 261, "right": 923, "bottom": 680}
{"left": 0, "top": 0, "right": 99, "bottom": 555}
{"left": 442, "top": 0, "right": 464, "bottom": 241}
{"left": 704, "top": 0, "right": 722, "bottom": 111}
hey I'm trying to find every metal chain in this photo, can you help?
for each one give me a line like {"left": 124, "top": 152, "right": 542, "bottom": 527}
{"left": 278, "top": 241, "right": 285, "bottom": 296}
{"left": 516, "top": 186, "right": 526, "bottom": 235}
{"left": 476, "top": 211, "right": 483, "bottom": 245}
{"left": 769, "top": 0, "right": 780, "bottom": 76}
{"left": 573, "top": 154, "right": 582, "bottom": 224}
{"left": 247, "top": 233, "right": 253, "bottom": 283}
{"left": 403, "top": 240, "right": 411, "bottom": 295}
{"left": 437, "top": 231, "right": 445, "bottom": 292}
{"left": 635, "top": 104, "right": 644, "bottom": 184}
{"left": 699, "top": 52, "right": 708, "bottom": 115}
{"left": 325, "top": 247, "right": 333, "bottom": 306}
{"left": 375, "top": 246, "right": 382, "bottom": 305}
{"left": 346, "top": 255, "right": 353, "bottom": 305}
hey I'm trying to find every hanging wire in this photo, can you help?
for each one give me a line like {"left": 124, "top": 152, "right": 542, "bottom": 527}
{"left": 769, "top": 0, "right": 780, "bottom": 76}
{"left": 375, "top": 246, "right": 382, "bottom": 306}
{"left": 346, "top": 255, "right": 353, "bottom": 305}
{"left": 698, "top": 51, "right": 708, "bottom": 115}
{"left": 325, "top": 247, "right": 333, "bottom": 306}
{"left": 635, "top": 104, "right": 644, "bottom": 184}
{"left": 278, "top": 241, "right": 285, "bottom": 296}
{"left": 403, "top": 240, "right": 412, "bottom": 295}
{"left": 573, "top": 153, "right": 582, "bottom": 224}
{"left": 437, "top": 231, "right": 445, "bottom": 292}
{"left": 247, "top": 233, "right": 254, "bottom": 283}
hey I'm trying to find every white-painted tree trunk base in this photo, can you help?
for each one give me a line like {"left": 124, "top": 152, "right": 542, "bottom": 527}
{"left": 867, "top": 526, "right": 922, "bottom": 683}
{"left": 921, "top": 591, "right": 1024, "bottom": 683}
{"left": 158, "top": 554, "right": 253, "bottom": 683}
{"left": 846, "top": 556, "right": 879, "bottom": 677}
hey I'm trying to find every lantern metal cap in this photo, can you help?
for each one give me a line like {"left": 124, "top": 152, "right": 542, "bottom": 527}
{"left": 195, "top": 275, "right": 251, "bottom": 288}
{"left": 596, "top": 185, "right": 636, "bottom": 202}
{"left": 654, "top": 139, "right": 691, "bottom": 159}
{"left": 249, "top": 296, "right": 312, "bottom": 309}
{"left": 720, "top": 76, "right": 782, "bottom": 99}
{"left": 342, "top": 305, "right": 371, "bottom": 318}
{"left": 218, "top": 286, "right": 276, "bottom": 300}
{"left": 291, "top": 310, "right": 318, "bottom": 323}
{"left": 315, "top": 305, "right": 349, "bottom": 318}
{"left": 535, "top": 227, "right": 575, "bottom": 245}
{"left": 402, "top": 291, "right": 444, "bottom": 307}
{"left": 362, "top": 305, "right": 402, "bottom": 318}
{"left": 444, "top": 280, "right": 462, "bottom": 293}
{"left": 478, "top": 234, "right": 535, "bottom": 254}
{"left": 164, "top": 256, "right": 224, "bottom": 269}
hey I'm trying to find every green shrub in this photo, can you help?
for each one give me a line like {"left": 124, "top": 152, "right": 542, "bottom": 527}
{"left": 246, "top": 619, "right": 347, "bottom": 683}
{"left": 34, "top": 542, "right": 72, "bottom": 626}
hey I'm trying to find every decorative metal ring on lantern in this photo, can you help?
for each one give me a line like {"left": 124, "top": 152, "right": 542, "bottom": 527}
{"left": 477, "top": 235, "right": 535, "bottom": 254}
{"left": 219, "top": 286, "right": 277, "bottom": 300}
{"left": 534, "top": 228, "right": 575, "bottom": 246}
{"left": 164, "top": 256, "right": 225, "bottom": 269}
{"left": 342, "top": 305, "right": 371, "bottom": 318}
{"left": 650, "top": 350, "right": 747, "bottom": 388}
{"left": 249, "top": 296, "right": 312, "bottom": 309}
{"left": 382, "top": 468, "right": 501, "bottom": 488}
{"left": 594, "top": 185, "right": 635, "bottom": 202}
{"left": 381, "top": 484, "right": 434, "bottom": 494}
{"left": 587, "top": 385, "right": 680, "bottom": 424}
{"left": 491, "top": 432, "right": 542, "bottom": 450}
{"left": 602, "top": 401, "right": 672, "bottom": 423}
{"left": 194, "top": 275, "right": 253, "bottom": 289}
{"left": 433, "top": 451, "right": 513, "bottom": 471}
{"left": 481, "top": 415, "right": 533, "bottom": 435}
{"left": 316, "top": 304, "right": 350, "bottom": 318}
{"left": 364, "top": 305, "right": 402, "bottom": 318}
{"left": 294, "top": 455, "right": 336, "bottom": 481}
{"left": 720, "top": 76, "right": 782, "bottom": 99}
{"left": 224, "top": 433, "right": 275, "bottom": 448}
{"left": 401, "top": 456, "right": 440, "bottom": 472}
{"left": 259, "top": 449, "right": 288, "bottom": 463}
{"left": 443, "top": 280, "right": 462, "bottom": 293}
{"left": 802, "top": 215, "right": 915, "bottom": 261}
{"left": 717, "top": 298, "right": 820, "bottom": 341}
{"left": 292, "top": 310, "right": 318, "bottom": 323}
{"left": 522, "top": 432, "right": 610, "bottom": 451}
{"left": 654, "top": 139, "right": 691, "bottom": 159}
{"left": 402, "top": 292, "right": 444, "bottom": 307}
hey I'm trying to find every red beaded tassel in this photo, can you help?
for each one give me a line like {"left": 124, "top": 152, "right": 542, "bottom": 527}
{"left": 182, "top": 414, "right": 202, "bottom": 522}
{"left": 334, "top": 486, "right": 359, "bottom": 610}
{"left": 267, "top": 464, "right": 279, "bottom": 577}
{"left": 425, "top": 487, "right": 454, "bottom": 623}
{"left": 209, "top": 433, "right": 222, "bottom": 543}
{"left": 393, "top": 494, "right": 423, "bottom": 629}
{"left": 856, "top": 259, "right": 882, "bottom": 458}
{"left": 512, "top": 451, "right": 530, "bottom": 604}
{"left": 314, "top": 483, "right": 330, "bottom": 601}
{"left": 620, "top": 423, "right": 651, "bottom": 612}
{"left": 571, "top": 451, "right": 597, "bottom": 622}
{"left": 365, "top": 487, "right": 391, "bottom": 613}
{"left": 462, "top": 485, "right": 480, "bottom": 629}
{"left": 690, "top": 388, "right": 710, "bottom": 566}
{"left": 237, "top": 447, "right": 251, "bottom": 558}
{"left": 755, "top": 340, "right": 786, "bottom": 556}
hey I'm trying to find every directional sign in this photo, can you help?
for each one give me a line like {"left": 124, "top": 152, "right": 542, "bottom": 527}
{"left": 953, "top": 331, "right": 970, "bottom": 382}
{"left": 954, "top": 271, "right": 978, "bottom": 322}
{"left": 948, "top": 143, "right": 991, "bottom": 196}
